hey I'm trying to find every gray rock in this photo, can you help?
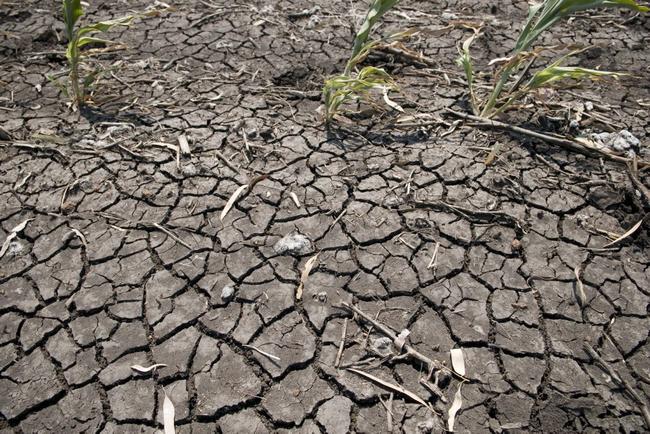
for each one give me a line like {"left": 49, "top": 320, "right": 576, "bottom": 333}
{"left": 221, "top": 284, "right": 235, "bottom": 302}
{"left": 371, "top": 336, "right": 394, "bottom": 357}
{"left": 273, "top": 232, "right": 313, "bottom": 256}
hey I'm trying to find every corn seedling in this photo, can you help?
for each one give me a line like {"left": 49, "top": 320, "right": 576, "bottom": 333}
{"left": 323, "top": 0, "right": 402, "bottom": 121}
{"left": 469, "top": 0, "right": 649, "bottom": 118}
{"left": 60, "top": 0, "right": 134, "bottom": 106}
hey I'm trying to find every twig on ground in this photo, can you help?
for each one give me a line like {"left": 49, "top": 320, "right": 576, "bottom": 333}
{"left": 341, "top": 302, "right": 449, "bottom": 375}
{"left": 335, "top": 318, "right": 348, "bottom": 368}
{"left": 445, "top": 109, "right": 650, "bottom": 169}
{"left": 584, "top": 344, "right": 650, "bottom": 429}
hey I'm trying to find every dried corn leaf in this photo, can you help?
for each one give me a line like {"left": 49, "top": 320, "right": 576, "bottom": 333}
{"left": 289, "top": 191, "right": 301, "bottom": 208}
{"left": 448, "top": 348, "right": 466, "bottom": 432}
{"left": 347, "top": 368, "right": 431, "bottom": 410}
{"left": 177, "top": 134, "right": 191, "bottom": 156}
{"left": 296, "top": 253, "right": 319, "bottom": 300}
{"left": 163, "top": 389, "right": 175, "bottom": 434}
{"left": 131, "top": 364, "right": 167, "bottom": 373}
{"left": 0, "top": 218, "right": 33, "bottom": 259}
{"left": 447, "top": 383, "right": 463, "bottom": 432}
{"left": 220, "top": 184, "right": 248, "bottom": 221}
{"left": 603, "top": 218, "right": 644, "bottom": 248}
{"left": 450, "top": 348, "right": 466, "bottom": 376}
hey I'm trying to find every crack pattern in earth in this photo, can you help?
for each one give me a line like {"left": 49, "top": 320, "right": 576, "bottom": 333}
{"left": 1, "top": 0, "right": 650, "bottom": 433}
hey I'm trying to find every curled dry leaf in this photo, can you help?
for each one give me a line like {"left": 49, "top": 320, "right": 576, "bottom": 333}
{"left": 130, "top": 364, "right": 167, "bottom": 373}
{"left": 296, "top": 253, "right": 319, "bottom": 301}
{"left": 0, "top": 218, "right": 33, "bottom": 259}
{"left": 382, "top": 87, "right": 404, "bottom": 112}
{"left": 603, "top": 218, "right": 644, "bottom": 248}
{"left": 163, "top": 389, "right": 175, "bottom": 434}
{"left": 220, "top": 184, "right": 248, "bottom": 221}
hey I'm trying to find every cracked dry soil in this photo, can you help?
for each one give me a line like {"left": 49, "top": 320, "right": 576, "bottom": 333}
{"left": 1, "top": 0, "right": 650, "bottom": 433}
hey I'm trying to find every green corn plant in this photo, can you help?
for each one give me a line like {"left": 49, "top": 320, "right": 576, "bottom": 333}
{"left": 323, "top": 0, "right": 402, "bottom": 121}
{"left": 479, "top": 0, "right": 649, "bottom": 117}
{"left": 61, "top": 0, "right": 134, "bottom": 106}
{"left": 456, "top": 28, "right": 481, "bottom": 115}
{"left": 490, "top": 50, "right": 627, "bottom": 116}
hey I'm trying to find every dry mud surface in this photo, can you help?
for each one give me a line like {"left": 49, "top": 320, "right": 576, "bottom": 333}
{"left": 1, "top": 0, "right": 650, "bottom": 433}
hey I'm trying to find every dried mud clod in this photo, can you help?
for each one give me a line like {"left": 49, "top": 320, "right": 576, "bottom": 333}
{"left": 0, "top": 0, "right": 649, "bottom": 433}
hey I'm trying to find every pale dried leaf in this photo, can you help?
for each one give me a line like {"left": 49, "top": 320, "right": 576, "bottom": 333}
{"left": 296, "top": 253, "right": 319, "bottom": 300}
{"left": 130, "top": 364, "right": 167, "bottom": 373}
{"left": 450, "top": 348, "right": 465, "bottom": 376}
{"left": 447, "top": 383, "right": 463, "bottom": 432}
{"left": 163, "top": 390, "right": 175, "bottom": 434}
{"left": 394, "top": 329, "right": 410, "bottom": 352}
{"left": 382, "top": 87, "right": 404, "bottom": 112}
{"left": 289, "top": 191, "right": 301, "bottom": 208}
{"left": 177, "top": 134, "right": 191, "bottom": 156}
{"left": 488, "top": 55, "right": 512, "bottom": 66}
{"left": 603, "top": 218, "right": 644, "bottom": 248}
{"left": 0, "top": 218, "right": 33, "bottom": 259}
{"left": 347, "top": 368, "right": 432, "bottom": 410}
{"left": 220, "top": 184, "right": 248, "bottom": 221}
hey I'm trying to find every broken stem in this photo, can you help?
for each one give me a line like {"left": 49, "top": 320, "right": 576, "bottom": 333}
{"left": 445, "top": 109, "right": 650, "bottom": 169}
{"left": 335, "top": 318, "right": 348, "bottom": 368}
{"left": 341, "top": 302, "right": 449, "bottom": 375}
{"left": 584, "top": 344, "right": 650, "bottom": 429}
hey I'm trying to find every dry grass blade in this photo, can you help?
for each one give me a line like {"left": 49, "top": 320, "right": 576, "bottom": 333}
{"left": 163, "top": 389, "right": 175, "bottom": 434}
{"left": 0, "top": 218, "right": 33, "bottom": 259}
{"left": 65, "top": 228, "right": 88, "bottom": 248}
{"left": 220, "top": 184, "right": 248, "bottom": 221}
{"left": 130, "top": 364, "right": 167, "bottom": 373}
{"left": 243, "top": 344, "right": 281, "bottom": 362}
{"left": 347, "top": 368, "right": 433, "bottom": 411}
{"left": 603, "top": 218, "right": 645, "bottom": 248}
{"left": 296, "top": 253, "right": 319, "bottom": 300}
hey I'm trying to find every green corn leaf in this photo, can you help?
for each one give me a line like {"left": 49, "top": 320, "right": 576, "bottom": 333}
{"left": 77, "top": 36, "right": 113, "bottom": 48}
{"left": 525, "top": 65, "right": 625, "bottom": 90}
{"left": 456, "top": 30, "right": 481, "bottom": 114}
{"left": 62, "top": 0, "right": 83, "bottom": 41}
{"left": 324, "top": 66, "right": 396, "bottom": 119}
{"left": 516, "top": 0, "right": 649, "bottom": 51}
{"left": 77, "top": 16, "right": 134, "bottom": 38}
{"left": 346, "top": 0, "right": 401, "bottom": 74}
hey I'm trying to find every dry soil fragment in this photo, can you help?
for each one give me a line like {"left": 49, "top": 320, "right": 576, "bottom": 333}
{"left": 273, "top": 231, "right": 313, "bottom": 256}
